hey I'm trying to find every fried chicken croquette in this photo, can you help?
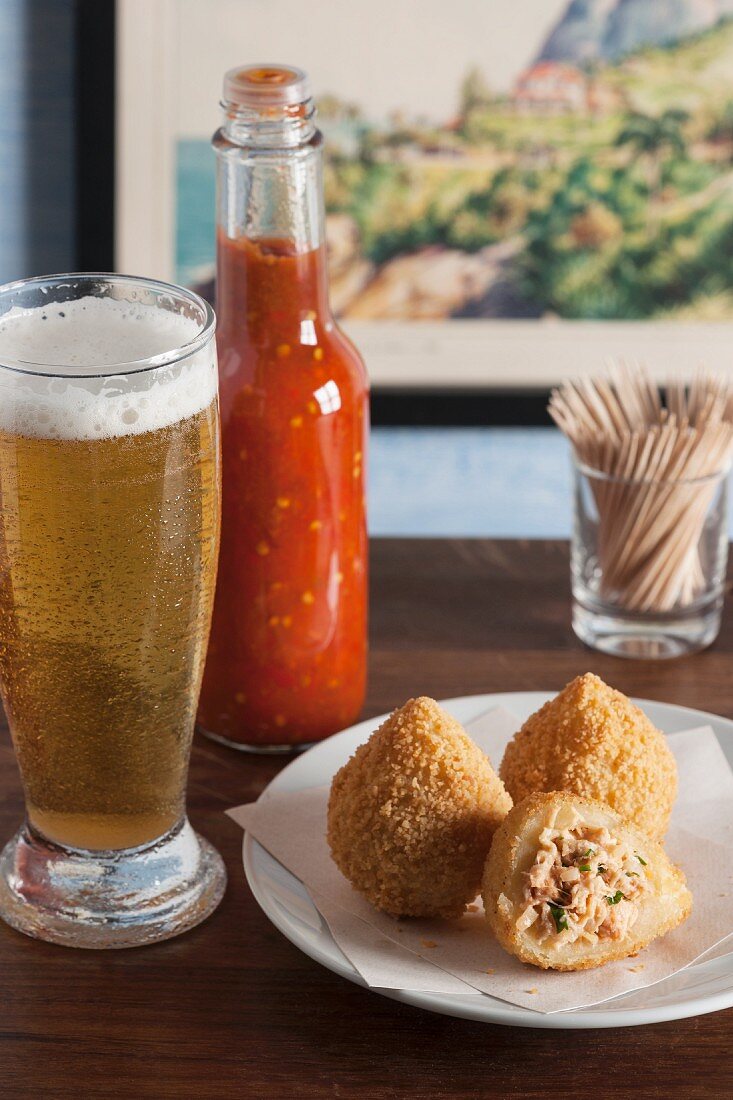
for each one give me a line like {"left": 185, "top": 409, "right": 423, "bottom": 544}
{"left": 499, "top": 673, "right": 677, "bottom": 840}
{"left": 327, "top": 696, "right": 512, "bottom": 918}
{"left": 482, "top": 792, "right": 692, "bottom": 971}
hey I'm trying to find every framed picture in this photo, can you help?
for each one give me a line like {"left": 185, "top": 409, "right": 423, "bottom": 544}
{"left": 116, "top": 0, "right": 733, "bottom": 394}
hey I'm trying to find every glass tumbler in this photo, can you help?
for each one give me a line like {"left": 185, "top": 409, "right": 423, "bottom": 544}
{"left": 571, "top": 457, "right": 729, "bottom": 659}
{"left": 0, "top": 273, "right": 226, "bottom": 948}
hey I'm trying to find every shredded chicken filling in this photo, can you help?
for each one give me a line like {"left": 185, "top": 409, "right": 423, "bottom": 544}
{"left": 517, "top": 807, "right": 648, "bottom": 946}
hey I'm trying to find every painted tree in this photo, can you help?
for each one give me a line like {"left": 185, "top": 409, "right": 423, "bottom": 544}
{"left": 614, "top": 109, "right": 689, "bottom": 194}
{"left": 459, "top": 67, "right": 493, "bottom": 118}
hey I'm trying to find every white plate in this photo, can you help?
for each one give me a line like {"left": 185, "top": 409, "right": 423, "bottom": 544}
{"left": 242, "top": 692, "right": 733, "bottom": 1029}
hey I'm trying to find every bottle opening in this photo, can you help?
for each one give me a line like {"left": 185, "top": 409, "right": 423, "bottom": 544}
{"left": 223, "top": 64, "right": 311, "bottom": 108}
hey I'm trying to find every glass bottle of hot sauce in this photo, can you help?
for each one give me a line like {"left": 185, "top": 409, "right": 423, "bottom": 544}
{"left": 198, "top": 65, "right": 368, "bottom": 751}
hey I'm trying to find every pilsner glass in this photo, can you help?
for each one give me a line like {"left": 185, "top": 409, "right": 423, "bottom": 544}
{"left": 0, "top": 273, "right": 226, "bottom": 948}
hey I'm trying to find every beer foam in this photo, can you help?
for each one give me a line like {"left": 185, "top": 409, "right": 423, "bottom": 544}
{"left": 0, "top": 296, "right": 217, "bottom": 439}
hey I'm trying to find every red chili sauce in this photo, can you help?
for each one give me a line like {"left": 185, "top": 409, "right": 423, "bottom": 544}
{"left": 198, "top": 234, "right": 369, "bottom": 746}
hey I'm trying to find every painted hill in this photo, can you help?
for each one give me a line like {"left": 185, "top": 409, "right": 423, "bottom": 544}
{"left": 539, "top": 0, "right": 617, "bottom": 63}
{"left": 538, "top": 0, "right": 733, "bottom": 63}
{"left": 603, "top": 14, "right": 733, "bottom": 114}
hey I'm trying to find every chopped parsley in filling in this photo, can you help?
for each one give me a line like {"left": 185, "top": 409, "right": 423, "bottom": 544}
{"left": 517, "top": 809, "right": 648, "bottom": 945}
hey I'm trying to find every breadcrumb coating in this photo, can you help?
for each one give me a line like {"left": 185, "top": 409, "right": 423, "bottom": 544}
{"left": 499, "top": 674, "right": 677, "bottom": 840}
{"left": 327, "top": 696, "right": 512, "bottom": 918}
{"left": 482, "top": 792, "right": 691, "bottom": 971}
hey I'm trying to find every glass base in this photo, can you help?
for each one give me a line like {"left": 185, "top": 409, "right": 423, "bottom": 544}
{"left": 572, "top": 594, "right": 722, "bottom": 659}
{"left": 0, "top": 818, "right": 226, "bottom": 949}
{"left": 198, "top": 724, "right": 316, "bottom": 755}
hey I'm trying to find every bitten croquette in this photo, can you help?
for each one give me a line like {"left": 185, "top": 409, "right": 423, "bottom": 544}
{"left": 499, "top": 674, "right": 677, "bottom": 840}
{"left": 482, "top": 791, "right": 692, "bottom": 971}
{"left": 327, "top": 696, "right": 512, "bottom": 918}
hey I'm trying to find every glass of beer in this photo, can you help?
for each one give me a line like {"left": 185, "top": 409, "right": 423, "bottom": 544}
{"left": 0, "top": 273, "right": 226, "bottom": 948}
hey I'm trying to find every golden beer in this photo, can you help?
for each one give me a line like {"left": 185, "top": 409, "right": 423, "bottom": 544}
{"left": 0, "top": 404, "right": 219, "bottom": 850}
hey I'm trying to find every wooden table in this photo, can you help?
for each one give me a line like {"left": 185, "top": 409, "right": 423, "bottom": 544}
{"left": 1, "top": 539, "right": 732, "bottom": 1099}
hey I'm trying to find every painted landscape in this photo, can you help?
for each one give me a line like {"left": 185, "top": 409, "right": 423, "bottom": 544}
{"left": 178, "top": 0, "right": 733, "bottom": 321}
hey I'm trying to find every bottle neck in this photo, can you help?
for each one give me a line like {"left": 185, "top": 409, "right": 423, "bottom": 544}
{"left": 219, "top": 99, "right": 316, "bottom": 148}
{"left": 214, "top": 103, "right": 327, "bottom": 267}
